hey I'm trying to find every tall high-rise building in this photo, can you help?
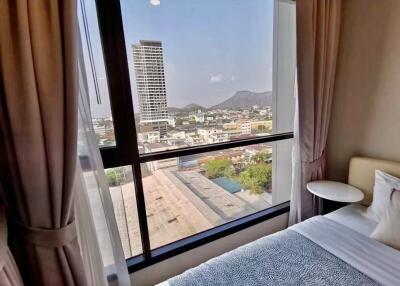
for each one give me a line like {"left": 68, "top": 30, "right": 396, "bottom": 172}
{"left": 132, "top": 40, "right": 169, "bottom": 136}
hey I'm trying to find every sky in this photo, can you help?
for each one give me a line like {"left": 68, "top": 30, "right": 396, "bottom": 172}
{"left": 79, "top": 0, "right": 274, "bottom": 118}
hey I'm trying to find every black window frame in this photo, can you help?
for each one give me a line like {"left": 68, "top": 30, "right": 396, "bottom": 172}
{"left": 95, "top": 0, "right": 293, "bottom": 273}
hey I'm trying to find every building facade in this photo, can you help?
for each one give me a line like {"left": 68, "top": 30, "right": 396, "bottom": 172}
{"left": 133, "top": 40, "right": 169, "bottom": 136}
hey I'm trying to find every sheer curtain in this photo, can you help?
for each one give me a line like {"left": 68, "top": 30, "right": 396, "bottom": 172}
{"left": 0, "top": 185, "right": 23, "bottom": 286}
{"left": 75, "top": 35, "right": 130, "bottom": 286}
{"left": 289, "top": 74, "right": 301, "bottom": 225}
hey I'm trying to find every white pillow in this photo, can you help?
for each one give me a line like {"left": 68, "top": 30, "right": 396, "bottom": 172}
{"left": 370, "top": 190, "right": 400, "bottom": 250}
{"left": 364, "top": 170, "right": 400, "bottom": 222}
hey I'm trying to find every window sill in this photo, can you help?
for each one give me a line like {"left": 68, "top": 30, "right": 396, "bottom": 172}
{"left": 124, "top": 201, "right": 290, "bottom": 274}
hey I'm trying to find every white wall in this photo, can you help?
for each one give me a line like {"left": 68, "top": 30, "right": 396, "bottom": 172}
{"left": 130, "top": 213, "right": 288, "bottom": 286}
{"left": 327, "top": 0, "right": 400, "bottom": 182}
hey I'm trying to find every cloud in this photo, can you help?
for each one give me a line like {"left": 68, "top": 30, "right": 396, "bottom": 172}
{"left": 230, "top": 76, "right": 237, "bottom": 81}
{"left": 150, "top": 0, "right": 160, "bottom": 6}
{"left": 210, "top": 74, "right": 223, "bottom": 83}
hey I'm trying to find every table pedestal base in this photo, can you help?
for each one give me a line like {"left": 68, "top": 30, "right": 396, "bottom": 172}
{"left": 312, "top": 195, "right": 324, "bottom": 215}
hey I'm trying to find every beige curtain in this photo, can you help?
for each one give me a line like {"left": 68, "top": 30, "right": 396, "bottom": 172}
{"left": 294, "top": 0, "right": 342, "bottom": 221}
{"left": 0, "top": 1, "right": 86, "bottom": 285}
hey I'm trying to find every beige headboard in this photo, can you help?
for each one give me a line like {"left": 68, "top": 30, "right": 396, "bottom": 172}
{"left": 348, "top": 157, "right": 400, "bottom": 206}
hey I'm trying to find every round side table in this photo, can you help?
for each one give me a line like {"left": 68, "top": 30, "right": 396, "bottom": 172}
{"left": 307, "top": 181, "right": 364, "bottom": 215}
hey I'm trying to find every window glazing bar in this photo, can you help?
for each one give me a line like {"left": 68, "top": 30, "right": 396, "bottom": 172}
{"left": 139, "top": 132, "right": 294, "bottom": 163}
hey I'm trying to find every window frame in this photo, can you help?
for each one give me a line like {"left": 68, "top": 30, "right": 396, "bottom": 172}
{"left": 95, "top": 0, "right": 294, "bottom": 273}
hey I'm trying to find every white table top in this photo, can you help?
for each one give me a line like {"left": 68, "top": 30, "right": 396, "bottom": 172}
{"left": 307, "top": 180, "right": 364, "bottom": 203}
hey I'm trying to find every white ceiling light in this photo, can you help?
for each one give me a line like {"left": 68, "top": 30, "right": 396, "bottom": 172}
{"left": 150, "top": 0, "right": 160, "bottom": 6}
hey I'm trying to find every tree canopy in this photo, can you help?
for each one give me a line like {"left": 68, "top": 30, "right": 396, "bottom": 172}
{"left": 239, "top": 163, "right": 272, "bottom": 194}
{"left": 106, "top": 167, "right": 126, "bottom": 187}
{"left": 204, "top": 158, "right": 234, "bottom": 179}
{"left": 251, "top": 152, "right": 272, "bottom": 164}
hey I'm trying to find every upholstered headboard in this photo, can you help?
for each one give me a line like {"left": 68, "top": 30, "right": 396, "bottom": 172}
{"left": 348, "top": 157, "right": 400, "bottom": 206}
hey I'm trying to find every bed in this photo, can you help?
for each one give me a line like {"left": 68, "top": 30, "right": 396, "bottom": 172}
{"left": 158, "top": 157, "right": 400, "bottom": 286}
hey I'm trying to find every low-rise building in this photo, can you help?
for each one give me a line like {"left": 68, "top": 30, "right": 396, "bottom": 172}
{"left": 168, "top": 130, "right": 186, "bottom": 140}
{"left": 198, "top": 127, "right": 222, "bottom": 141}
{"left": 259, "top": 109, "right": 268, "bottom": 116}
{"left": 223, "top": 122, "right": 241, "bottom": 130}
{"left": 144, "top": 143, "right": 178, "bottom": 172}
{"left": 245, "top": 145, "right": 272, "bottom": 156}
{"left": 207, "top": 133, "right": 229, "bottom": 144}
{"left": 168, "top": 116, "right": 176, "bottom": 127}
{"left": 199, "top": 150, "right": 246, "bottom": 164}
{"left": 185, "top": 134, "right": 203, "bottom": 146}
{"left": 190, "top": 111, "right": 205, "bottom": 123}
{"left": 166, "top": 138, "right": 188, "bottom": 148}
{"left": 241, "top": 122, "right": 252, "bottom": 135}
{"left": 138, "top": 131, "right": 160, "bottom": 144}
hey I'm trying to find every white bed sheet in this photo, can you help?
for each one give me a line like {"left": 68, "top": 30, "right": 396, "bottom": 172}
{"left": 324, "top": 203, "right": 377, "bottom": 236}
{"left": 291, "top": 216, "right": 400, "bottom": 286}
{"left": 158, "top": 204, "right": 384, "bottom": 286}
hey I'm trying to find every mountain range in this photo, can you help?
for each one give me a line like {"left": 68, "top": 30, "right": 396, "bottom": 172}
{"left": 168, "top": 91, "right": 272, "bottom": 112}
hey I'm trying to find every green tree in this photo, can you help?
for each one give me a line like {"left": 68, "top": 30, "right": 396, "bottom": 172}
{"left": 175, "top": 118, "right": 184, "bottom": 125}
{"left": 204, "top": 159, "right": 234, "bottom": 179}
{"left": 106, "top": 167, "right": 126, "bottom": 187}
{"left": 251, "top": 152, "right": 272, "bottom": 164}
{"left": 239, "top": 163, "right": 272, "bottom": 194}
{"left": 255, "top": 124, "right": 272, "bottom": 133}
{"left": 257, "top": 125, "right": 267, "bottom": 132}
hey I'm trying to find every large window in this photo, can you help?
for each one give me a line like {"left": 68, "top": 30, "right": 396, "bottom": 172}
{"left": 82, "top": 0, "right": 296, "bottom": 272}
{"left": 120, "top": 0, "right": 278, "bottom": 154}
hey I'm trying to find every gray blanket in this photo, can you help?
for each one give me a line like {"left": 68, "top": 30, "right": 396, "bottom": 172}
{"left": 167, "top": 230, "right": 378, "bottom": 286}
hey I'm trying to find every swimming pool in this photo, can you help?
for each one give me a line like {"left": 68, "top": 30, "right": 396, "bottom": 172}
{"left": 212, "top": 177, "right": 242, "bottom": 194}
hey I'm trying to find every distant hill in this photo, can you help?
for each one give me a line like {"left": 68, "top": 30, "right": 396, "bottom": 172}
{"left": 184, "top": 103, "right": 207, "bottom": 111}
{"left": 210, "top": 91, "right": 272, "bottom": 110}
{"left": 168, "top": 91, "right": 272, "bottom": 113}
{"left": 168, "top": 103, "right": 207, "bottom": 113}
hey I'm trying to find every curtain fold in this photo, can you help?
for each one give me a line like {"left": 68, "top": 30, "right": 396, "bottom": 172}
{"left": 290, "top": 0, "right": 342, "bottom": 223}
{"left": 0, "top": 0, "right": 87, "bottom": 285}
